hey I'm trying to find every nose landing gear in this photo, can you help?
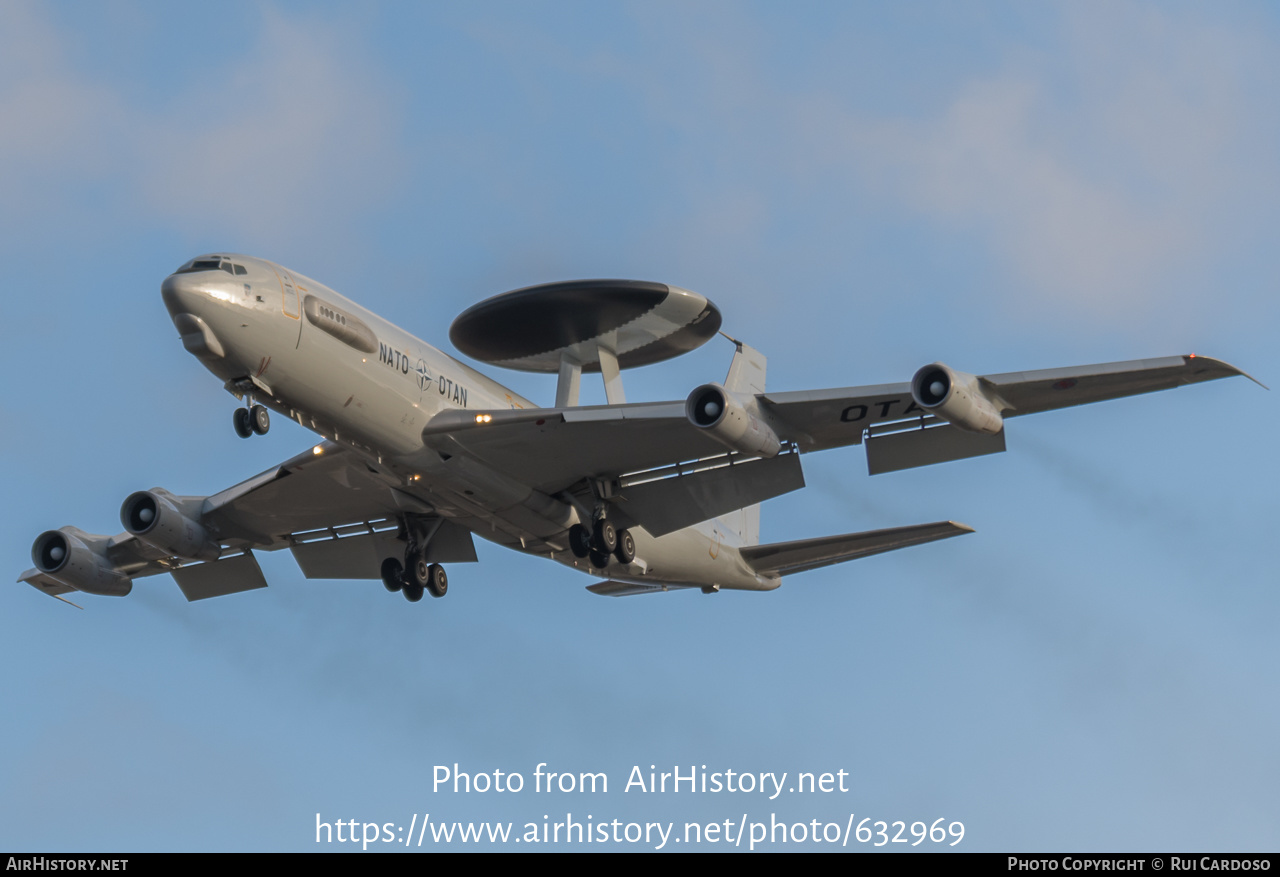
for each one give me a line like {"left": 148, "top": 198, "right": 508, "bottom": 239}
{"left": 233, "top": 404, "right": 270, "bottom": 438}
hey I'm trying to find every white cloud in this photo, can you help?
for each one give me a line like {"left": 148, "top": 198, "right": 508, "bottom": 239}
{"left": 138, "top": 10, "right": 406, "bottom": 240}
{"left": 843, "top": 77, "right": 1192, "bottom": 317}
{"left": 817, "top": 4, "right": 1280, "bottom": 321}
{"left": 0, "top": 4, "right": 405, "bottom": 246}
{"left": 0, "top": 2, "right": 126, "bottom": 191}
{"left": 563, "top": 3, "right": 1280, "bottom": 326}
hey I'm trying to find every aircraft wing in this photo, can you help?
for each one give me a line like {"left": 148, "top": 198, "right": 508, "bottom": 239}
{"left": 977, "top": 354, "right": 1257, "bottom": 415}
{"left": 20, "top": 442, "right": 475, "bottom": 602}
{"left": 759, "top": 355, "right": 1255, "bottom": 453}
{"left": 196, "top": 442, "right": 428, "bottom": 547}
{"left": 423, "top": 354, "right": 1254, "bottom": 490}
{"left": 422, "top": 403, "right": 727, "bottom": 493}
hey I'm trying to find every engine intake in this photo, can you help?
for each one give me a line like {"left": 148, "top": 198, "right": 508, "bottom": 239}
{"left": 910, "top": 363, "right": 1005, "bottom": 435}
{"left": 121, "top": 489, "right": 221, "bottom": 562}
{"left": 32, "top": 528, "right": 132, "bottom": 597}
{"left": 686, "top": 383, "right": 781, "bottom": 457}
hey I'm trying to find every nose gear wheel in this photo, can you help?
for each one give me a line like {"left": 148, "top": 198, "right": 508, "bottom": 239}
{"left": 250, "top": 405, "right": 270, "bottom": 435}
{"left": 233, "top": 404, "right": 270, "bottom": 438}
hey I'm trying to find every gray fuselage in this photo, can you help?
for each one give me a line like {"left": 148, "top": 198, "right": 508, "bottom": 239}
{"left": 160, "top": 254, "right": 774, "bottom": 593}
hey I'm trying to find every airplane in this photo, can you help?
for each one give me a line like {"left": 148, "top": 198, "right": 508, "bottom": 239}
{"left": 18, "top": 254, "right": 1259, "bottom": 606}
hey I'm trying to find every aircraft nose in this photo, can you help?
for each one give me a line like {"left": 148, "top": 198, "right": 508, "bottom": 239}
{"left": 160, "top": 271, "right": 204, "bottom": 317}
{"left": 161, "top": 270, "right": 234, "bottom": 362}
{"left": 161, "top": 268, "right": 242, "bottom": 318}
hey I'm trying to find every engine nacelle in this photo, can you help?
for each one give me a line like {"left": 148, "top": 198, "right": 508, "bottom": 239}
{"left": 31, "top": 528, "right": 132, "bottom": 597}
{"left": 911, "top": 363, "right": 1005, "bottom": 435}
{"left": 121, "top": 489, "right": 221, "bottom": 562}
{"left": 686, "top": 383, "right": 781, "bottom": 458}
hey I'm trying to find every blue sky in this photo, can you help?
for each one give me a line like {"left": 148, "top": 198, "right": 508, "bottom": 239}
{"left": 2, "top": 1, "right": 1278, "bottom": 852}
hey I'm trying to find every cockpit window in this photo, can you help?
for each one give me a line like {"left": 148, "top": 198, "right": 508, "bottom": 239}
{"left": 175, "top": 259, "right": 223, "bottom": 274}
{"left": 174, "top": 257, "right": 246, "bottom": 276}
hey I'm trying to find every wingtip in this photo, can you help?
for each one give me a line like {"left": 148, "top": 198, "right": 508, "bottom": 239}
{"left": 1186, "top": 354, "right": 1268, "bottom": 390}
{"left": 1231, "top": 366, "right": 1268, "bottom": 391}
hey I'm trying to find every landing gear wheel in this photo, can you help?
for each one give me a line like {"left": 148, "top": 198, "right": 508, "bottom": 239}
{"left": 568, "top": 524, "right": 592, "bottom": 559}
{"left": 381, "top": 558, "right": 404, "bottom": 592}
{"left": 233, "top": 408, "right": 253, "bottom": 438}
{"left": 409, "top": 552, "right": 432, "bottom": 591}
{"left": 403, "top": 581, "right": 424, "bottom": 602}
{"left": 426, "top": 563, "right": 448, "bottom": 598}
{"left": 589, "top": 548, "right": 611, "bottom": 569}
{"left": 250, "top": 404, "right": 270, "bottom": 435}
{"left": 593, "top": 518, "right": 617, "bottom": 554}
{"left": 614, "top": 529, "right": 636, "bottom": 564}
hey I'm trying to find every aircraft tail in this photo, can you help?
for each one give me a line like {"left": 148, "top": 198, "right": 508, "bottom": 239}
{"left": 719, "top": 339, "right": 767, "bottom": 545}
{"left": 716, "top": 505, "right": 761, "bottom": 547}
{"left": 740, "top": 521, "right": 974, "bottom": 577}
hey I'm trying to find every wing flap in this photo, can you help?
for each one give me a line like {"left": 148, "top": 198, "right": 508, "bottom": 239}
{"left": 171, "top": 552, "right": 269, "bottom": 601}
{"left": 613, "top": 452, "right": 805, "bottom": 537}
{"left": 740, "top": 521, "right": 975, "bottom": 577}
{"left": 866, "top": 423, "right": 1006, "bottom": 475}
{"left": 290, "top": 531, "right": 404, "bottom": 580}
{"left": 288, "top": 519, "right": 477, "bottom": 579}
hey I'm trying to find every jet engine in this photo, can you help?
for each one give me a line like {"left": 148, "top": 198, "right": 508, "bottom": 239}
{"left": 121, "top": 489, "right": 221, "bottom": 562}
{"left": 910, "top": 363, "right": 1005, "bottom": 435}
{"left": 31, "top": 528, "right": 132, "bottom": 597}
{"left": 686, "top": 383, "right": 782, "bottom": 458}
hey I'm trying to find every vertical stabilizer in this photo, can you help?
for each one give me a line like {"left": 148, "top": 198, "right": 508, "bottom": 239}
{"left": 721, "top": 339, "right": 766, "bottom": 545}
{"left": 724, "top": 341, "right": 767, "bottom": 395}
{"left": 718, "top": 504, "right": 761, "bottom": 546}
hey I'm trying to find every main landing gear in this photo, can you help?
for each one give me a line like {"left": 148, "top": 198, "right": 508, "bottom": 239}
{"left": 381, "top": 549, "right": 448, "bottom": 603}
{"left": 381, "top": 517, "right": 450, "bottom": 604}
{"left": 233, "top": 404, "right": 270, "bottom": 438}
{"left": 569, "top": 518, "right": 635, "bottom": 569}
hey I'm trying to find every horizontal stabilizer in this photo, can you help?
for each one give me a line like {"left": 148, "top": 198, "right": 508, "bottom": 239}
{"left": 866, "top": 423, "right": 1006, "bottom": 475}
{"left": 740, "top": 521, "right": 975, "bottom": 577}
{"left": 586, "top": 580, "right": 698, "bottom": 597}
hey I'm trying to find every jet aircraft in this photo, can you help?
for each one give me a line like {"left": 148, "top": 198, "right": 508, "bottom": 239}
{"left": 19, "top": 255, "right": 1257, "bottom": 605}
